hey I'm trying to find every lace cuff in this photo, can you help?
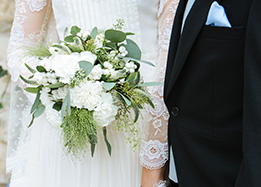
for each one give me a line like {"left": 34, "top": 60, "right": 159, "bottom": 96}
{"left": 140, "top": 140, "right": 168, "bottom": 170}
{"left": 154, "top": 180, "right": 168, "bottom": 187}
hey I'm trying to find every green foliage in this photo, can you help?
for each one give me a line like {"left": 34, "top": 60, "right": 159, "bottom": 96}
{"left": 124, "top": 39, "right": 141, "bottom": 60}
{"left": 0, "top": 66, "right": 8, "bottom": 78}
{"left": 61, "top": 89, "right": 71, "bottom": 119}
{"left": 90, "top": 27, "right": 98, "bottom": 39}
{"left": 0, "top": 103, "right": 3, "bottom": 109}
{"left": 78, "top": 61, "right": 93, "bottom": 77}
{"left": 105, "top": 29, "right": 126, "bottom": 43}
{"left": 113, "top": 19, "right": 125, "bottom": 30}
{"left": 26, "top": 45, "right": 52, "bottom": 58}
{"left": 70, "top": 26, "right": 81, "bottom": 35}
{"left": 61, "top": 108, "right": 98, "bottom": 158}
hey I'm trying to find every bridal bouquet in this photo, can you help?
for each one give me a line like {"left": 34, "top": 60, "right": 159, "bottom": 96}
{"left": 21, "top": 21, "right": 160, "bottom": 158}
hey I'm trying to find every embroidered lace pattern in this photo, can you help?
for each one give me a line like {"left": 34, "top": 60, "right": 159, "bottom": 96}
{"left": 6, "top": 0, "right": 52, "bottom": 176}
{"left": 139, "top": 0, "right": 178, "bottom": 170}
{"left": 154, "top": 180, "right": 168, "bottom": 187}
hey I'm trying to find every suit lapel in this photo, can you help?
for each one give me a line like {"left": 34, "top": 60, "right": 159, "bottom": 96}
{"left": 165, "top": 0, "right": 214, "bottom": 99}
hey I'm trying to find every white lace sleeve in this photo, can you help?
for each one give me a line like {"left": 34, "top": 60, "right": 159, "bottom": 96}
{"left": 7, "top": 0, "right": 51, "bottom": 100}
{"left": 6, "top": 0, "right": 52, "bottom": 174}
{"left": 139, "top": 0, "right": 178, "bottom": 170}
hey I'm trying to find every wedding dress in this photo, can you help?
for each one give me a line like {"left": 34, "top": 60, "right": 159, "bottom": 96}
{"left": 6, "top": 0, "right": 178, "bottom": 186}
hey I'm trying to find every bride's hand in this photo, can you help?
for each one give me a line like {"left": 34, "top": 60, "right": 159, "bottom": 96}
{"left": 141, "top": 166, "right": 167, "bottom": 187}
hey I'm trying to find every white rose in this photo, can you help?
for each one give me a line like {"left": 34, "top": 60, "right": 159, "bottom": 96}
{"left": 88, "top": 64, "right": 103, "bottom": 80}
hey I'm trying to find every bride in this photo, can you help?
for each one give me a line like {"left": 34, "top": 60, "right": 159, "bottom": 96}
{"left": 6, "top": 0, "right": 178, "bottom": 186}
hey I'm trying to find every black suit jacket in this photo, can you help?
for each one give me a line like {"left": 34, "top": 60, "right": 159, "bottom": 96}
{"left": 164, "top": 0, "right": 261, "bottom": 186}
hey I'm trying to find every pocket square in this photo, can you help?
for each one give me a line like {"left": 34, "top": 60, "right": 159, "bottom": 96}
{"left": 205, "top": 1, "right": 231, "bottom": 28}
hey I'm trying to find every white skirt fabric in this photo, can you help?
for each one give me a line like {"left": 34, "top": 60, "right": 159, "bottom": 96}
{"left": 8, "top": 112, "right": 141, "bottom": 187}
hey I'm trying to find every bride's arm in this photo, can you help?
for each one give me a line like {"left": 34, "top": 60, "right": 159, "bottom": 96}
{"left": 140, "top": 0, "right": 178, "bottom": 186}
{"left": 7, "top": 0, "right": 51, "bottom": 99}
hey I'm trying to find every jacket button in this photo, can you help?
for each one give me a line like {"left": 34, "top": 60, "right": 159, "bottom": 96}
{"left": 171, "top": 107, "right": 179, "bottom": 117}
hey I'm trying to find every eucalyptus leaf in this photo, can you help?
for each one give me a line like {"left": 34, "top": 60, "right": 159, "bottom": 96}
{"left": 20, "top": 75, "right": 37, "bottom": 85}
{"left": 25, "top": 63, "right": 36, "bottom": 73}
{"left": 45, "top": 82, "right": 65, "bottom": 89}
{"left": 125, "top": 32, "right": 135, "bottom": 35}
{"left": 138, "top": 82, "right": 163, "bottom": 87}
{"left": 78, "top": 61, "right": 93, "bottom": 77}
{"left": 126, "top": 72, "right": 137, "bottom": 83}
{"left": 30, "top": 88, "right": 41, "bottom": 114}
{"left": 64, "top": 35, "right": 75, "bottom": 43}
{"left": 124, "top": 39, "right": 141, "bottom": 60}
{"left": 25, "top": 87, "right": 39, "bottom": 94}
{"left": 102, "top": 82, "right": 116, "bottom": 91}
{"left": 105, "top": 29, "right": 126, "bottom": 43}
{"left": 132, "top": 104, "right": 140, "bottom": 123}
{"left": 66, "top": 44, "right": 83, "bottom": 53}
{"left": 52, "top": 44, "right": 71, "bottom": 54}
{"left": 28, "top": 115, "right": 35, "bottom": 128}
{"left": 124, "top": 57, "right": 155, "bottom": 67}
{"left": 103, "top": 127, "right": 112, "bottom": 156}
{"left": 36, "top": 66, "right": 47, "bottom": 73}
{"left": 90, "top": 27, "right": 98, "bottom": 39}
{"left": 70, "top": 26, "right": 81, "bottom": 35}
{"left": 33, "top": 104, "right": 45, "bottom": 118}
{"left": 118, "top": 92, "right": 131, "bottom": 106}
{"left": 61, "top": 89, "right": 71, "bottom": 119}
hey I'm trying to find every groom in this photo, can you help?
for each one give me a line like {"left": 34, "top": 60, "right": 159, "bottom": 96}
{"left": 164, "top": 0, "right": 261, "bottom": 186}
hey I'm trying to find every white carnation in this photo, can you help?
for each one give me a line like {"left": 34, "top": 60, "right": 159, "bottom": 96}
{"left": 93, "top": 92, "right": 118, "bottom": 127}
{"left": 51, "top": 86, "right": 69, "bottom": 100}
{"left": 80, "top": 51, "right": 97, "bottom": 64}
{"left": 70, "top": 80, "right": 104, "bottom": 110}
{"left": 50, "top": 54, "right": 81, "bottom": 84}
{"left": 88, "top": 64, "right": 103, "bottom": 80}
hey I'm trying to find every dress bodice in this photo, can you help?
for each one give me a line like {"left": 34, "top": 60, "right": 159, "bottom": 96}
{"left": 51, "top": 0, "right": 159, "bottom": 53}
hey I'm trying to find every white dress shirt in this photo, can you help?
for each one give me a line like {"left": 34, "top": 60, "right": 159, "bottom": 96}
{"left": 169, "top": 0, "right": 196, "bottom": 183}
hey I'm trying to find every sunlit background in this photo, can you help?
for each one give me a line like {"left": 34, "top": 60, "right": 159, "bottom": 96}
{"left": 0, "top": 0, "right": 15, "bottom": 186}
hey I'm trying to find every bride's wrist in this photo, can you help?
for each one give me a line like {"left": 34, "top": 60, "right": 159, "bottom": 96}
{"left": 153, "top": 180, "right": 168, "bottom": 187}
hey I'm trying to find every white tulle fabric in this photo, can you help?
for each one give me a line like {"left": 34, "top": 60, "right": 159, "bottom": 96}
{"left": 6, "top": 0, "right": 178, "bottom": 186}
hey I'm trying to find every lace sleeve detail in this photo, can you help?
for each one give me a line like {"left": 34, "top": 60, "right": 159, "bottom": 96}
{"left": 139, "top": 0, "right": 178, "bottom": 170}
{"left": 7, "top": 0, "right": 51, "bottom": 97}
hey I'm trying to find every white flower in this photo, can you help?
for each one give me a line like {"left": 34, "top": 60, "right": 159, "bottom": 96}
{"left": 70, "top": 80, "right": 104, "bottom": 110}
{"left": 32, "top": 72, "right": 48, "bottom": 85}
{"left": 118, "top": 46, "right": 128, "bottom": 57}
{"left": 95, "top": 33, "right": 105, "bottom": 48}
{"left": 79, "top": 51, "right": 97, "bottom": 64}
{"left": 124, "top": 61, "right": 137, "bottom": 73}
{"left": 104, "top": 61, "right": 113, "bottom": 70}
{"left": 38, "top": 57, "right": 52, "bottom": 71}
{"left": 93, "top": 92, "right": 118, "bottom": 127}
{"left": 88, "top": 64, "right": 103, "bottom": 80}
{"left": 50, "top": 54, "right": 81, "bottom": 84}
{"left": 40, "top": 88, "right": 62, "bottom": 128}
{"left": 51, "top": 86, "right": 69, "bottom": 100}
{"left": 77, "top": 30, "right": 90, "bottom": 40}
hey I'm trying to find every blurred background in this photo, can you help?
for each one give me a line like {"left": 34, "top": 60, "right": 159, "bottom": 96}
{"left": 0, "top": 0, "right": 15, "bottom": 186}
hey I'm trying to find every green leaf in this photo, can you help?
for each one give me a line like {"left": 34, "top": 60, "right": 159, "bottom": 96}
{"left": 102, "top": 82, "right": 116, "bottom": 91}
{"left": 20, "top": 75, "right": 37, "bottom": 85}
{"left": 33, "top": 104, "right": 45, "bottom": 118}
{"left": 25, "top": 87, "right": 39, "bottom": 93}
{"left": 105, "top": 29, "right": 126, "bottom": 43}
{"left": 105, "top": 42, "right": 117, "bottom": 50}
{"left": 28, "top": 115, "right": 35, "bottom": 128}
{"left": 36, "top": 66, "right": 47, "bottom": 73}
{"left": 78, "top": 61, "right": 93, "bottom": 77}
{"left": 53, "top": 102, "right": 62, "bottom": 111}
{"left": 124, "top": 57, "right": 155, "bottom": 67}
{"left": 30, "top": 88, "right": 41, "bottom": 114}
{"left": 0, "top": 66, "right": 8, "bottom": 78}
{"left": 45, "top": 82, "right": 65, "bottom": 89}
{"left": 103, "top": 127, "right": 112, "bottom": 156}
{"left": 64, "top": 35, "right": 75, "bottom": 43}
{"left": 91, "top": 143, "right": 96, "bottom": 157}
{"left": 25, "top": 63, "right": 36, "bottom": 73}
{"left": 70, "top": 26, "right": 81, "bottom": 35}
{"left": 138, "top": 82, "right": 163, "bottom": 87}
{"left": 90, "top": 27, "right": 98, "bottom": 39}
{"left": 66, "top": 44, "right": 83, "bottom": 53}
{"left": 0, "top": 103, "right": 3, "bottom": 109}
{"left": 61, "top": 89, "right": 71, "bottom": 119}
{"left": 125, "top": 32, "right": 135, "bottom": 36}
{"left": 126, "top": 72, "right": 137, "bottom": 83}
{"left": 52, "top": 44, "right": 72, "bottom": 54}
{"left": 118, "top": 92, "right": 131, "bottom": 106}
{"left": 132, "top": 104, "right": 140, "bottom": 123}
{"left": 124, "top": 39, "right": 141, "bottom": 60}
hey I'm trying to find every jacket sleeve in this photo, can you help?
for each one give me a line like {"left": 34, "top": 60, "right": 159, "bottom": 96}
{"left": 236, "top": 0, "right": 261, "bottom": 186}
